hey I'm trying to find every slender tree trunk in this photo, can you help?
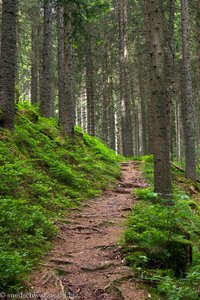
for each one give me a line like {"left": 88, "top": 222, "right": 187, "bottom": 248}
{"left": 181, "top": 0, "right": 196, "bottom": 181}
{"left": 85, "top": 34, "right": 95, "bottom": 136}
{"left": 0, "top": 1, "right": 2, "bottom": 55}
{"left": 176, "top": 100, "right": 183, "bottom": 162}
{"left": 31, "top": 7, "right": 40, "bottom": 105}
{"left": 82, "top": 88, "right": 87, "bottom": 132}
{"left": 118, "top": 0, "right": 133, "bottom": 157}
{"left": 108, "top": 75, "right": 116, "bottom": 150}
{"left": 63, "top": 9, "right": 75, "bottom": 138}
{"left": 165, "top": 0, "right": 175, "bottom": 159}
{"left": 40, "top": 0, "right": 54, "bottom": 117}
{"left": 57, "top": 4, "right": 65, "bottom": 127}
{"left": 116, "top": 109, "right": 123, "bottom": 154}
{"left": 195, "top": 1, "right": 200, "bottom": 154}
{"left": 137, "top": 52, "right": 148, "bottom": 155}
{"left": 0, "top": 0, "right": 17, "bottom": 130}
{"left": 15, "top": 9, "right": 20, "bottom": 104}
{"left": 102, "top": 51, "right": 109, "bottom": 144}
{"left": 143, "top": 1, "right": 153, "bottom": 154}
{"left": 147, "top": 0, "right": 171, "bottom": 196}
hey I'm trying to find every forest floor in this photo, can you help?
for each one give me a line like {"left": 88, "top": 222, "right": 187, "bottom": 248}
{"left": 28, "top": 162, "right": 150, "bottom": 300}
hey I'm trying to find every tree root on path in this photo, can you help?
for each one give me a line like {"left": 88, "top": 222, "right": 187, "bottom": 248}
{"left": 36, "top": 269, "right": 69, "bottom": 300}
{"left": 104, "top": 282, "right": 125, "bottom": 300}
{"left": 81, "top": 262, "right": 114, "bottom": 272}
{"left": 50, "top": 259, "right": 74, "bottom": 265}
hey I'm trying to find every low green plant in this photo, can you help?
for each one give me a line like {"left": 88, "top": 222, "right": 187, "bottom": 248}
{"left": 0, "top": 197, "right": 56, "bottom": 292}
{"left": 135, "top": 187, "right": 158, "bottom": 201}
{"left": 123, "top": 156, "right": 200, "bottom": 299}
{"left": 0, "top": 102, "right": 122, "bottom": 292}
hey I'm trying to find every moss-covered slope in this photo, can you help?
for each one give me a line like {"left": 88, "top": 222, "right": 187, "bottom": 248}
{"left": 0, "top": 103, "right": 121, "bottom": 292}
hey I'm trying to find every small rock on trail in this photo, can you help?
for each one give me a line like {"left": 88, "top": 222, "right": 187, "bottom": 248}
{"left": 27, "top": 162, "right": 149, "bottom": 300}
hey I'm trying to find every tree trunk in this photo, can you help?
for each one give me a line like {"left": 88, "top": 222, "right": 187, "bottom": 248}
{"left": 31, "top": 7, "right": 40, "bottom": 105}
{"left": 63, "top": 8, "right": 75, "bottom": 138}
{"left": 118, "top": 0, "right": 133, "bottom": 157}
{"left": 181, "top": 0, "right": 196, "bottom": 181}
{"left": 57, "top": 4, "right": 65, "bottom": 127}
{"left": 85, "top": 34, "right": 95, "bottom": 136}
{"left": 108, "top": 74, "right": 116, "bottom": 151}
{"left": 143, "top": 1, "right": 153, "bottom": 154}
{"left": 165, "top": 0, "right": 175, "bottom": 159}
{"left": 102, "top": 51, "right": 109, "bottom": 144}
{"left": 147, "top": 0, "right": 172, "bottom": 196}
{"left": 40, "top": 0, "right": 53, "bottom": 117}
{"left": 0, "top": 1, "right": 2, "bottom": 55}
{"left": 0, "top": 0, "right": 18, "bottom": 130}
{"left": 137, "top": 51, "right": 148, "bottom": 155}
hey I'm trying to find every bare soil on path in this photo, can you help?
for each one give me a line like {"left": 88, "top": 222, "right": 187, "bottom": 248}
{"left": 28, "top": 162, "right": 149, "bottom": 300}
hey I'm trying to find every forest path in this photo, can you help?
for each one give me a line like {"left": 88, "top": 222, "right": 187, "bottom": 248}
{"left": 29, "top": 162, "right": 149, "bottom": 300}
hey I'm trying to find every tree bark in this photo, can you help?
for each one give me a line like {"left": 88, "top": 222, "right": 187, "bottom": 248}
{"left": 137, "top": 51, "right": 148, "bottom": 155}
{"left": 147, "top": 0, "right": 172, "bottom": 196}
{"left": 85, "top": 34, "right": 95, "bottom": 136}
{"left": 0, "top": 1, "right": 2, "bottom": 55}
{"left": 57, "top": 3, "right": 65, "bottom": 127}
{"left": 40, "top": 0, "right": 54, "bottom": 117}
{"left": 108, "top": 74, "right": 116, "bottom": 151}
{"left": 63, "top": 8, "right": 75, "bottom": 138}
{"left": 102, "top": 51, "right": 109, "bottom": 144}
{"left": 165, "top": 0, "right": 175, "bottom": 159}
{"left": 181, "top": 0, "right": 196, "bottom": 181}
{"left": 31, "top": 6, "right": 40, "bottom": 105}
{"left": 118, "top": 0, "right": 133, "bottom": 157}
{"left": 0, "top": 0, "right": 18, "bottom": 130}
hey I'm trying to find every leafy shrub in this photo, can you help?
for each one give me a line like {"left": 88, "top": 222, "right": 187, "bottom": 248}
{"left": 0, "top": 251, "right": 29, "bottom": 293}
{"left": 123, "top": 157, "right": 200, "bottom": 299}
{"left": 135, "top": 187, "right": 158, "bottom": 201}
{"left": 0, "top": 197, "right": 56, "bottom": 292}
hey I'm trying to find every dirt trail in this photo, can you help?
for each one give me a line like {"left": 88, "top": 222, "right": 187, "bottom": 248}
{"left": 28, "top": 162, "right": 149, "bottom": 300}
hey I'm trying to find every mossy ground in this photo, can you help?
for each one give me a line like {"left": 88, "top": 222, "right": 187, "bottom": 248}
{"left": 123, "top": 156, "right": 200, "bottom": 300}
{"left": 0, "top": 102, "right": 122, "bottom": 292}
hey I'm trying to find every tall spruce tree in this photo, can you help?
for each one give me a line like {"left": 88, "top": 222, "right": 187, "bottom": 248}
{"left": 181, "top": 0, "right": 196, "bottom": 181}
{"left": 147, "top": 0, "right": 172, "bottom": 196}
{"left": 0, "top": 0, "right": 18, "bottom": 130}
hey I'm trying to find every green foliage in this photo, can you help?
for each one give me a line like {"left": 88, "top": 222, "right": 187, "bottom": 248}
{"left": 133, "top": 155, "right": 154, "bottom": 185}
{"left": 123, "top": 197, "right": 200, "bottom": 298}
{"left": 0, "top": 103, "right": 121, "bottom": 292}
{"left": 0, "top": 197, "right": 56, "bottom": 293}
{"left": 135, "top": 187, "right": 158, "bottom": 201}
{"left": 132, "top": 155, "right": 153, "bottom": 163}
{"left": 123, "top": 157, "right": 200, "bottom": 299}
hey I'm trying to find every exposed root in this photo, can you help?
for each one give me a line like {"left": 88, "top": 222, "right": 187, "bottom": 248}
{"left": 50, "top": 259, "right": 74, "bottom": 265}
{"left": 81, "top": 262, "right": 114, "bottom": 272}
{"left": 104, "top": 282, "right": 125, "bottom": 300}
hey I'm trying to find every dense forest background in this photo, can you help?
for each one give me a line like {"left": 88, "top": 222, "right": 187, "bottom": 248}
{"left": 0, "top": 0, "right": 199, "bottom": 160}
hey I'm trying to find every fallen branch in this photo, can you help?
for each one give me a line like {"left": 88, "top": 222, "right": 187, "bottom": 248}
{"left": 171, "top": 162, "right": 185, "bottom": 173}
{"left": 171, "top": 162, "right": 200, "bottom": 183}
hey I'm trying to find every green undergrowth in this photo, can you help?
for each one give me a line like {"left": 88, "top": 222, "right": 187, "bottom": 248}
{"left": 123, "top": 155, "right": 200, "bottom": 300}
{"left": 0, "top": 102, "right": 122, "bottom": 292}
